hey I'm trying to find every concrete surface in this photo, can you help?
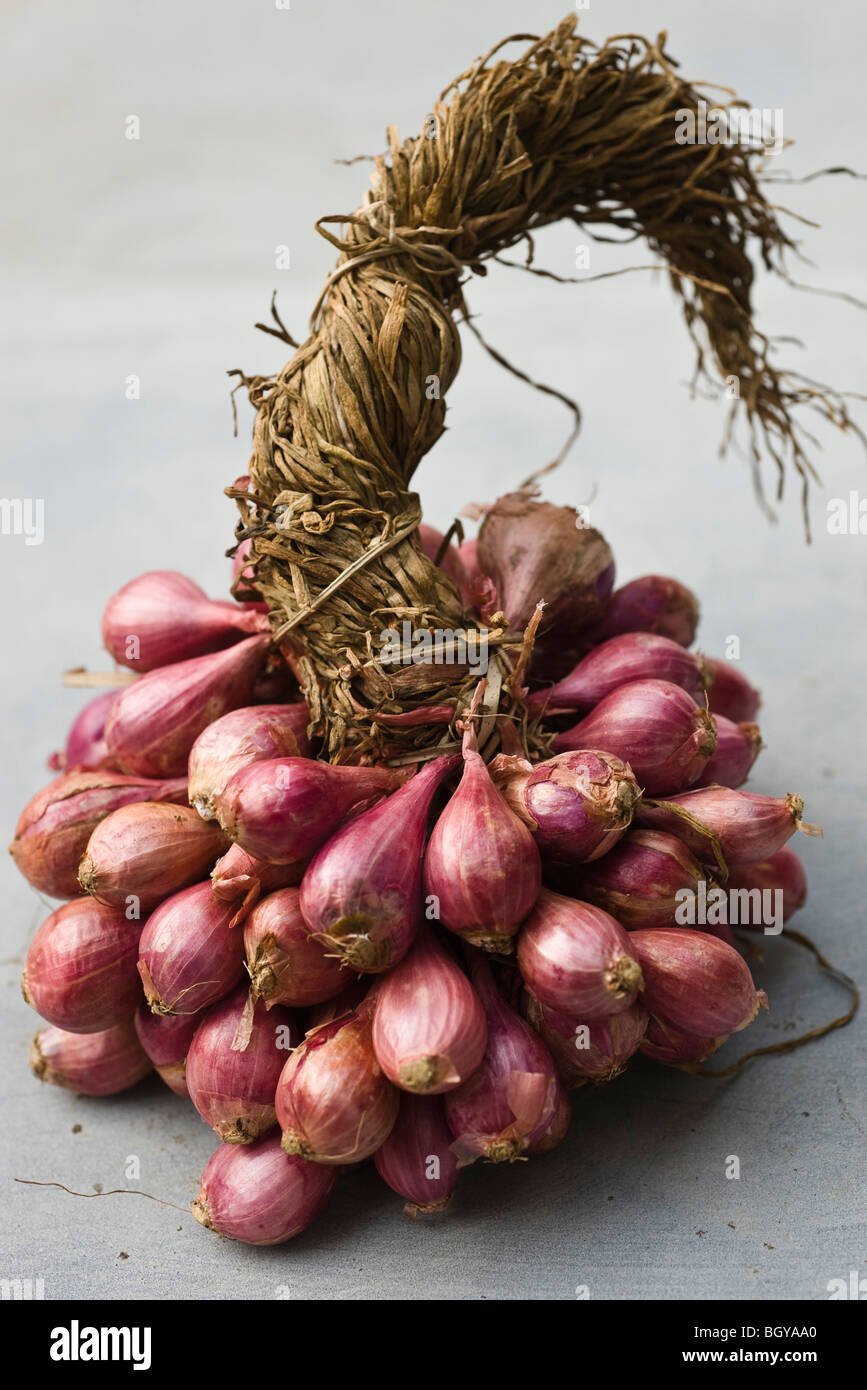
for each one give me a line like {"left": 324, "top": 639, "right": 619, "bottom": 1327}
{"left": 1, "top": 0, "right": 865, "bottom": 1299}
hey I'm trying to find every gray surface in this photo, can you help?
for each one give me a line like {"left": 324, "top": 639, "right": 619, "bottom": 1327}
{"left": 1, "top": 0, "right": 865, "bottom": 1300}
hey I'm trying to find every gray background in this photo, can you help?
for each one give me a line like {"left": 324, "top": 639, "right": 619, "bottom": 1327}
{"left": 1, "top": 0, "right": 864, "bottom": 1300}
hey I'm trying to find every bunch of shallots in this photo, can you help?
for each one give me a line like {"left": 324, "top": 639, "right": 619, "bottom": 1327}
{"left": 13, "top": 497, "right": 820, "bottom": 1246}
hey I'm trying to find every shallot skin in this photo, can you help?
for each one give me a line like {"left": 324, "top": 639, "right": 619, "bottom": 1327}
{"left": 188, "top": 703, "right": 311, "bottom": 820}
{"left": 695, "top": 716, "right": 762, "bottom": 789}
{"left": 212, "top": 845, "right": 307, "bottom": 931}
{"left": 477, "top": 493, "right": 615, "bottom": 633}
{"left": 78, "top": 802, "right": 228, "bottom": 914}
{"left": 59, "top": 689, "right": 120, "bottom": 771}
{"left": 423, "top": 747, "right": 541, "bottom": 951}
{"left": 528, "top": 632, "right": 709, "bottom": 716}
{"left": 102, "top": 569, "right": 265, "bottom": 671}
{"left": 10, "top": 769, "right": 189, "bottom": 899}
{"left": 23, "top": 898, "right": 143, "bottom": 1034}
{"left": 137, "top": 880, "right": 244, "bottom": 1017}
{"left": 275, "top": 999, "right": 399, "bottom": 1164}
{"left": 185, "top": 986, "right": 300, "bottom": 1144}
{"left": 524, "top": 992, "right": 648, "bottom": 1087}
{"left": 527, "top": 1082, "right": 572, "bottom": 1155}
{"left": 371, "top": 928, "right": 487, "bottom": 1093}
{"left": 31, "top": 1020, "right": 152, "bottom": 1096}
{"left": 193, "top": 1135, "right": 336, "bottom": 1245}
{"left": 636, "top": 786, "right": 817, "bottom": 867}
{"left": 105, "top": 635, "right": 270, "bottom": 778}
{"left": 443, "top": 953, "right": 559, "bottom": 1164}
{"left": 244, "top": 887, "right": 345, "bottom": 1009}
{"left": 639, "top": 1014, "right": 728, "bottom": 1067}
{"left": 726, "top": 848, "right": 807, "bottom": 926}
{"left": 300, "top": 756, "right": 457, "bottom": 973}
{"left": 553, "top": 679, "right": 717, "bottom": 795}
{"left": 579, "top": 574, "right": 700, "bottom": 649}
{"left": 706, "top": 658, "right": 761, "bottom": 723}
{"left": 520, "top": 749, "right": 641, "bottom": 866}
{"left": 374, "top": 1093, "right": 460, "bottom": 1215}
{"left": 216, "top": 757, "right": 401, "bottom": 865}
{"left": 554, "top": 828, "right": 706, "bottom": 930}
{"left": 629, "top": 928, "right": 768, "bottom": 1035}
{"left": 517, "top": 890, "right": 644, "bottom": 1020}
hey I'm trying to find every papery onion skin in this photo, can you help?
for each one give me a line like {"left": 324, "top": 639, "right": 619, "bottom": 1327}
{"left": 423, "top": 736, "right": 541, "bottom": 952}
{"left": 216, "top": 758, "right": 402, "bottom": 865}
{"left": 374, "top": 1092, "right": 460, "bottom": 1216}
{"left": 137, "top": 881, "right": 244, "bottom": 1017}
{"left": 725, "top": 848, "right": 807, "bottom": 927}
{"left": 443, "top": 951, "right": 559, "bottom": 1165}
{"left": 300, "top": 755, "right": 458, "bottom": 973}
{"left": 477, "top": 493, "right": 615, "bottom": 633}
{"left": 105, "top": 635, "right": 270, "bottom": 778}
{"left": 275, "top": 995, "right": 399, "bottom": 1164}
{"left": 527, "top": 1081, "right": 572, "bottom": 1155}
{"left": 518, "top": 749, "right": 641, "bottom": 866}
{"left": 133, "top": 1004, "right": 200, "bottom": 1097}
{"left": 552, "top": 828, "right": 706, "bottom": 930}
{"left": 188, "top": 703, "right": 311, "bottom": 820}
{"left": 78, "top": 802, "right": 227, "bottom": 914}
{"left": 523, "top": 992, "right": 648, "bottom": 1087}
{"left": 31, "top": 1020, "right": 152, "bottom": 1096}
{"left": 517, "top": 890, "right": 643, "bottom": 1020}
{"left": 192, "top": 1134, "right": 336, "bottom": 1245}
{"left": 102, "top": 569, "right": 266, "bottom": 671}
{"left": 706, "top": 658, "right": 761, "bottom": 723}
{"left": 9, "top": 769, "right": 188, "bottom": 899}
{"left": 528, "top": 632, "right": 709, "bottom": 717}
{"left": 58, "top": 690, "right": 120, "bottom": 772}
{"left": 212, "top": 845, "right": 307, "bottom": 929}
{"left": 695, "top": 716, "right": 761, "bottom": 789}
{"left": 185, "top": 986, "right": 300, "bottom": 1143}
{"left": 553, "top": 679, "right": 717, "bottom": 795}
{"left": 244, "top": 887, "right": 346, "bottom": 1009}
{"left": 639, "top": 1014, "right": 729, "bottom": 1066}
{"left": 629, "top": 928, "right": 768, "bottom": 1035}
{"left": 636, "top": 785, "right": 816, "bottom": 867}
{"left": 23, "top": 898, "right": 143, "bottom": 1034}
{"left": 372, "top": 927, "right": 487, "bottom": 1093}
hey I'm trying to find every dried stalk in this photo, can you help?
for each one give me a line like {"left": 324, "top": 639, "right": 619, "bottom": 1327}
{"left": 233, "top": 15, "right": 861, "bottom": 759}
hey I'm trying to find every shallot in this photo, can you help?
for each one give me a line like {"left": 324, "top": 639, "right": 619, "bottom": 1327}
{"left": 185, "top": 986, "right": 300, "bottom": 1143}
{"left": 105, "top": 635, "right": 270, "bottom": 777}
{"left": 31, "top": 1020, "right": 152, "bottom": 1096}
{"left": 192, "top": 1135, "right": 336, "bottom": 1245}
{"left": 553, "top": 679, "right": 716, "bottom": 795}
{"left": 188, "top": 703, "right": 311, "bottom": 820}
{"left": 137, "top": 881, "right": 244, "bottom": 1016}
{"left": 78, "top": 802, "right": 227, "bottom": 913}
{"left": 517, "top": 890, "right": 643, "bottom": 1019}
{"left": 299, "top": 755, "right": 458, "bottom": 972}
{"left": 22, "top": 898, "right": 142, "bottom": 1034}
{"left": 371, "top": 927, "right": 487, "bottom": 1092}
{"left": 374, "top": 1093, "right": 460, "bottom": 1216}
{"left": 102, "top": 569, "right": 265, "bottom": 671}
{"left": 275, "top": 993, "right": 399, "bottom": 1163}
{"left": 443, "top": 951, "right": 559, "bottom": 1164}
